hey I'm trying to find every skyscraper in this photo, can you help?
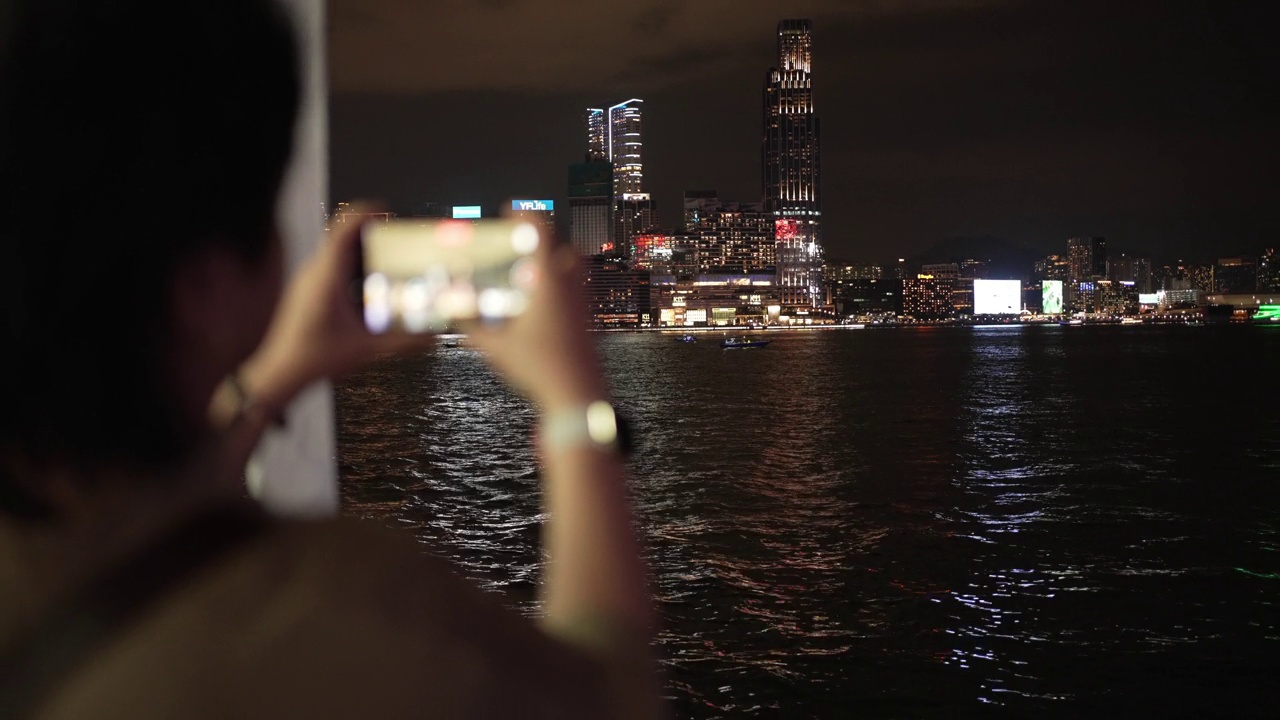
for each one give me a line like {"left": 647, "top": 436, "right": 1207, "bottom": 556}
{"left": 586, "top": 99, "right": 650, "bottom": 256}
{"left": 568, "top": 159, "right": 614, "bottom": 257}
{"left": 586, "top": 99, "right": 645, "bottom": 197}
{"left": 586, "top": 109, "right": 607, "bottom": 162}
{"left": 1067, "top": 237, "right": 1107, "bottom": 281}
{"left": 763, "top": 19, "right": 823, "bottom": 309}
{"left": 1066, "top": 236, "right": 1107, "bottom": 312}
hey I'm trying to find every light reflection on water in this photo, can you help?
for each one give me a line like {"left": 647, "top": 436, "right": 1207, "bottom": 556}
{"left": 337, "top": 326, "right": 1280, "bottom": 718}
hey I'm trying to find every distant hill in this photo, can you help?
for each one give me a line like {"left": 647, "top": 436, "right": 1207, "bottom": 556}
{"left": 908, "top": 235, "right": 1041, "bottom": 280}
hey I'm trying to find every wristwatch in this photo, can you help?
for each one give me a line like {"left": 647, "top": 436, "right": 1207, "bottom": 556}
{"left": 539, "top": 400, "right": 632, "bottom": 456}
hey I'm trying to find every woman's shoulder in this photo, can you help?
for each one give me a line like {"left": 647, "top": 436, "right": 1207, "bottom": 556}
{"left": 38, "top": 512, "right": 608, "bottom": 719}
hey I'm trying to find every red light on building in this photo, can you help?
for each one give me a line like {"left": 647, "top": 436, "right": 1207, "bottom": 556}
{"left": 600, "top": 242, "right": 615, "bottom": 253}
{"left": 775, "top": 219, "right": 799, "bottom": 241}
{"left": 634, "top": 234, "right": 668, "bottom": 253}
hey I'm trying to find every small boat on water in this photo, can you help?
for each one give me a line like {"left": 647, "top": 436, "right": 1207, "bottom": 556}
{"left": 721, "top": 337, "right": 771, "bottom": 349}
{"left": 674, "top": 334, "right": 697, "bottom": 343}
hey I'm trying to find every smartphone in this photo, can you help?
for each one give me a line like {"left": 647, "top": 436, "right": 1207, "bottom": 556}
{"left": 359, "top": 218, "right": 540, "bottom": 333}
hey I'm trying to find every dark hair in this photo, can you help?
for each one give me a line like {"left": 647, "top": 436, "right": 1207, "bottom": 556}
{"left": 0, "top": 0, "right": 301, "bottom": 516}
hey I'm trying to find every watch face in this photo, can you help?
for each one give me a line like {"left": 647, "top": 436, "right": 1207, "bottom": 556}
{"left": 585, "top": 401, "right": 618, "bottom": 446}
{"left": 540, "top": 402, "right": 630, "bottom": 456}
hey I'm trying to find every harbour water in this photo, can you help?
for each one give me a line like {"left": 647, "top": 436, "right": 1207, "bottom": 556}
{"left": 336, "top": 325, "right": 1280, "bottom": 718}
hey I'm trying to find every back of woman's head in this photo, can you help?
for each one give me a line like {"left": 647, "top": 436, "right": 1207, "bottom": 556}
{"left": 0, "top": 0, "right": 300, "bottom": 515}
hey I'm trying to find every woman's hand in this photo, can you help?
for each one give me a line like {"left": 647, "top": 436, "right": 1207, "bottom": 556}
{"left": 463, "top": 238, "right": 608, "bottom": 413}
{"left": 239, "top": 207, "right": 430, "bottom": 411}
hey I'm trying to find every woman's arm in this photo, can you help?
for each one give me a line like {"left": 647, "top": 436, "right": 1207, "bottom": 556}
{"left": 208, "top": 218, "right": 661, "bottom": 715}
{"left": 466, "top": 245, "right": 661, "bottom": 717}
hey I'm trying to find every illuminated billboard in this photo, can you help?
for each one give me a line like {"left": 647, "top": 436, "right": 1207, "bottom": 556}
{"left": 451, "top": 205, "right": 482, "bottom": 219}
{"left": 1138, "top": 293, "right": 1160, "bottom": 306}
{"left": 775, "top": 218, "right": 799, "bottom": 240}
{"left": 974, "top": 279, "right": 1022, "bottom": 315}
{"left": 1042, "top": 280, "right": 1064, "bottom": 314}
{"left": 1256, "top": 305, "right": 1280, "bottom": 322}
{"left": 511, "top": 199, "right": 554, "bottom": 212}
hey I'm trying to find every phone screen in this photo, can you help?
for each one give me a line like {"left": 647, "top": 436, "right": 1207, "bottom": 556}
{"left": 360, "top": 219, "right": 540, "bottom": 333}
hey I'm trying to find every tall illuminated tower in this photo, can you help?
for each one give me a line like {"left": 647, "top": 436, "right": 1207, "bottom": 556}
{"left": 585, "top": 99, "right": 645, "bottom": 196}
{"left": 763, "top": 19, "right": 823, "bottom": 309}
{"left": 586, "top": 99, "right": 651, "bottom": 256}
{"left": 586, "top": 108, "right": 608, "bottom": 162}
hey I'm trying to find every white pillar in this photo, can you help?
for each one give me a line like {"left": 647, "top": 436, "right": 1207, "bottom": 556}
{"left": 247, "top": 0, "right": 339, "bottom": 518}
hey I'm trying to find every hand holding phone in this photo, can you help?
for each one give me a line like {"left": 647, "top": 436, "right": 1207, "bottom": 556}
{"left": 360, "top": 219, "right": 541, "bottom": 334}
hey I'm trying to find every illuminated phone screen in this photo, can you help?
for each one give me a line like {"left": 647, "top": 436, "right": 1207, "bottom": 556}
{"left": 361, "top": 219, "right": 540, "bottom": 333}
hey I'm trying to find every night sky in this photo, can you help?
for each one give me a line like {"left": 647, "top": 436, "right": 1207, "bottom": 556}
{"left": 328, "top": 0, "right": 1274, "bottom": 265}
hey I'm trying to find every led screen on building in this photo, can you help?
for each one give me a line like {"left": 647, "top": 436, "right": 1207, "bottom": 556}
{"left": 1042, "top": 280, "right": 1064, "bottom": 314}
{"left": 974, "top": 279, "right": 1022, "bottom": 315}
{"left": 1138, "top": 293, "right": 1160, "bottom": 306}
{"left": 451, "top": 205, "right": 482, "bottom": 219}
{"left": 511, "top": 200, "right": 554, "bottom": 212}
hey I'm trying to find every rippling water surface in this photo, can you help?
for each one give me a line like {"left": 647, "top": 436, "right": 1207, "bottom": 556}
{"left": 336, "top": 326, "right": 1280, "bottom": 718}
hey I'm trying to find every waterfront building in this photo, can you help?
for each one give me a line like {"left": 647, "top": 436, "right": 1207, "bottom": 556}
{"left": 921, "top": 263, "right": 961, "bottom": 314}
{"left": 583, "top": 255, "right": 650, "bottom": 328}
{"left": 1158, "top": 288, "right": 1201, "bottom": 309}
{"left": 902, "top": 275, "right": 954, "bottom": 320}
{"left": 1108, "top": 253, "right": 1154, "bottom": 294}
{"left": 959, "top": 258, "right": 989, "bottom": 279}
{"left": 825, "top": 261, "right": 883, "bottom": 310}
{"left": 834, "top": 277, "right": 901, "bottom": 318}
{"left": 825, "top": 261, "right": 883, "bottom": 282}
{"left": 650, "top": 273, "right": 779, "bottom": 327}
{"left": 1096, "top": 280, "right": 1140, "bottom": 315}
{"left": 1259, "top": 248, "right": 1280, "bottom": 292}
{"left": 763, "top": 19, "right": 823, "bottom": 310}
{"left": 887, "top": 258, "right": 909, "bottom": 280}
{"left": 1214, "top": 257, "right": 1258, "bottom": 294}
{"left": 1066, "top": 238, "right": 1106, "bottom": 312}
{"left": 662, "top": 233, "right": 701, "bottom": 278}
{"left": 568, "top": 160, "right": 614, "bottom": 257}
{"left": 955, "top": 259, "right": 989, "bottom": 315}
{"left": 683, "top": 190, "right": 720, "bottom": 232}
{"left": 1188, "top": 264, "right": 1215, "bottom": 294}
{"left": 1035, "top": 254, "right": 1072, "bottom": 282}
{"left": 681, "top": 191, "right": 775, "bottom": 274}
{"left": 1203, "top": 292, "right": 1280, "bottom": 319}
{"left": 1067, "top": 237, "right": 1107, "bottom": 282}
{"left": 630, "top": 232, "right": 672, "bottom": 271}
{"left": 616, "top": 193, "right": 657, "bottom": 257}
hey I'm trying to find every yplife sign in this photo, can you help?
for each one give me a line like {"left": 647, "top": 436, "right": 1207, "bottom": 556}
{"left": 512, "top": 199, "right": 554, "bottom": 212}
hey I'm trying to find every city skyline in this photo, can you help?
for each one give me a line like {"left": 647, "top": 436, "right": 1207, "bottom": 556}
{"left": 330, "top": 0, "right": 1273, "bottom": 264}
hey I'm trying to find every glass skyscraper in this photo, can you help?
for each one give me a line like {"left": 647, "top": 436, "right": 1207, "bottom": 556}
{"left": 586, "top": 99, "right": 645, "bottom": 197}
{"left": 763, "top": 19, "right": 823, "bottom": 309}
{"left": 586, "top": 99, "right": 650, "bottom": 257}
